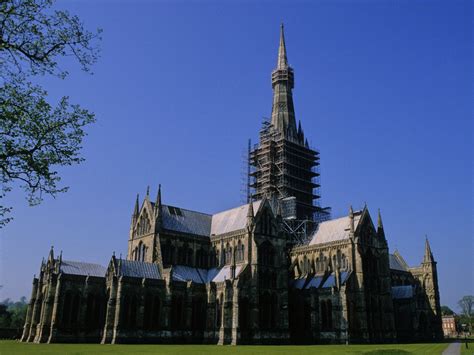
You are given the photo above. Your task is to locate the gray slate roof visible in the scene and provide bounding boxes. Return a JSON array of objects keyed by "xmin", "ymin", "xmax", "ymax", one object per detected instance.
[
  {"xmin": 211, "ymin": 201, "xmax": 261, "ymax": 235},
  {"xmin": 161, "ymin": 204, "xmax": 212, "ymax": 237},
  {"xmin": 291, "ymin": 271, "xmax": 351, "ymax": 289},
  {"xmin": 172, "ymin": 265, "xmax": 243, "ymax": 284},
  {"xmin": 118, "ymin": 259, "xmax": 161, "ymax": 279},
  {"xmin": 309, "ymin": 214, "xmax": 362, "ymax": 245},
  {"xmin": 155, "ymin": 201, "xmax": 262, "ymax": 238},
  {"xmin": 60, "ymin": 260, "xmax": 106, "ymax": 277},
  {"xmin": 389, "ymin": 254, "xmax": 408, "ymax": 272},
  {"xmin": 391, "ymin": 285, "xmax": 414, "ymax": 299}
]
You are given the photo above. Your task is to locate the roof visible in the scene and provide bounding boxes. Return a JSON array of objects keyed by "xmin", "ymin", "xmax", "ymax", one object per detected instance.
[
  {"xmin": 172, "ymin": 265, "xmax": 208, "ymax": 283},
  {"xmin": 391, "ymin": 285, "xmax": 414, "ymax": 299},
  {"xmin": 309, "ymin": 213, "xmax": 362, "ymax": 245},
  {"xmin": 389, "ymin": 253, "xmax": 408, "ymax": 272},
  {"xmin": 211, "ymin": 201, "xmax": 261, "ymax": 235},
  {"xmin": 60, "ymin": 260, "xmax": 106, "ymax": 277},
  {"xmin": 290, "ymin": 271, "xmax": 351, "ymax": 290},
  {"xmin": 153, "ymin": 201, "xmax": 262, "ymax": 238},
  {"xmin": 118, "ymin": 259, "xmax": 161, "ymax": 279},
  {"xmin": 171, "ymin": 265, "xmax": 243, "ymax": 284},
  {"xmin": 161, "ymin": 204, "xmax": 212, "ymax": 237}
]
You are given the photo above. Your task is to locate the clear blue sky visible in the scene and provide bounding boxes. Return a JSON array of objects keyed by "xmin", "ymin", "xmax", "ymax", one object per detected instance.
[{"xmin": 0, "ymin": 0, "xmax": 472, "ymax": 311}]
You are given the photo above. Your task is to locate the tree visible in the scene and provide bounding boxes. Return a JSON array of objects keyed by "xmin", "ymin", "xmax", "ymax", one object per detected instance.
[
  {"xmin": 458, "ymin": 295, "xmax": 474, "ymax": 317},
  {"xmin": 441, "ymin": 305, "xmax": 455, "ymax": 316},
  {"xmin": 0, "ymin": 0, "xmax": 101, "ymax": 227},
  {"xmin": 0, "ymin": 297, "xmax": 28, "ymax": 328}
]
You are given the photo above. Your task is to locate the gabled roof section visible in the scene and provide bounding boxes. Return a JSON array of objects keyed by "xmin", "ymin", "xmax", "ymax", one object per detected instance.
[
  {"xmin": 118, "ymin": 259, "xmax": 161, "ymax": 279},
  {"xmin": 309, "ymin": 212, "xmax": 362, "ymax": 245},
  {"xmin": 60, "ymin": 260, "xmax": 106, "ymax": 277},
  {"xmin": 389, "ymin": 252, "xmax": 409, "ymax": 272},
  {"xmin": 157, "ymin": 203, "xmax": 212, "ymax": 237},
  {"xmin": 211, "ymin": 201, "xmax": 262, "ymax": 235}
]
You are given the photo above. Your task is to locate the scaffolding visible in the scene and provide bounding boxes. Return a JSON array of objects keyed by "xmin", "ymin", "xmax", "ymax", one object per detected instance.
[{"xmin": 247, "ymin": 118, "xmax": 331, "ymax": 244}]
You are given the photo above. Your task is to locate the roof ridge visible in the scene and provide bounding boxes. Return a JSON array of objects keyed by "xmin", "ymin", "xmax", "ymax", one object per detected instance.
[
  {"xmin": 62, "ymin": 260, "xmax": 105, "ymax": 266},
  {"xmin": 162, "ymin": 203, "xmax": 212, "ymax": 216},
  {"xmin": 212, "ymin": 200, "xmax": 261, "ymax": 217}
]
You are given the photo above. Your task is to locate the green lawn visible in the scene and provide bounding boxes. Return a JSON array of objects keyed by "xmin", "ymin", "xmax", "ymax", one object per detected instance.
[
  {"xmin": 0, "ymin": 340, "xmax": 453, "ymax": 355},
  {"xmin": 460, "ymin": 338, "xmax": 474, "ymax": 355}
]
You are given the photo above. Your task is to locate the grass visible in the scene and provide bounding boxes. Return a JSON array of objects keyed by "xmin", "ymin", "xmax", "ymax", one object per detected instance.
[
  {"xmin": 0, "ymin": 340, "xmax": 453, "ymax": 355},
  {"xmin": 460, "ymin": 338, "xmax": 474, "ymax": 355}
]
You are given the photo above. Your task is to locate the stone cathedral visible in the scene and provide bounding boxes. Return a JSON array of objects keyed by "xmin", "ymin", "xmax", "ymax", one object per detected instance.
[{"xmin": 21, "ymin": 26, "xmax": 443, "ymax": 345}]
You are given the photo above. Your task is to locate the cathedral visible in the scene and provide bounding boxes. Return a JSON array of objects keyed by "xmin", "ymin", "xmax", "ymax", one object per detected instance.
[{"xmin": 21, "ymin": 26, "xmax": 443, "ymax": 345}]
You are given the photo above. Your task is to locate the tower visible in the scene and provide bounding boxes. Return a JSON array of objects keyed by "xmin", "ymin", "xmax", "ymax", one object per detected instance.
[
  {"xmin": 421, "ymin": 237, "xmax": 443, "ymax": 339},
  {"xmin": 249, "ymin": 25, "xmax": 329, "ymax": 222}
]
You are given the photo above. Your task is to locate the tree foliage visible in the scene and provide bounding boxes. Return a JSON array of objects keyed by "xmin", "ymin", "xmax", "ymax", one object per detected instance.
[
  {"xmin": 0, "ymin": 0, "xmax": 101, "ymax": 227},
  {"xmin": 458, "ymin": 295, "xmax": 474, "ymax": 317},
  {"xmin": 0, "ymin": 297, "xmax": 28, "ymax": 328}
]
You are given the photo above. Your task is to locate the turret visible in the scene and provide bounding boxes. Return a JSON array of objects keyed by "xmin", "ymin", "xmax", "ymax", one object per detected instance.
[
  {"xmin": 377, "ymin": 208, "xmax": 386, "ymax": 242},
  {"xmin": 132, "ymin": 194, "xmax": 139, "ymax": 223},
  {"xmin": 247, "ymin": 199, "xmax": 255, "ymax": 228},
  {"xmin": 423, "ymin": 236, "xmax": 435, "ymax": 264},
  {"xmin": 349, "ymin": 205, "xmax": 355, "ymax": 237}
]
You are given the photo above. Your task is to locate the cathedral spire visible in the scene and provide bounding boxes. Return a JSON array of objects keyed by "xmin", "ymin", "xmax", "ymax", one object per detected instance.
[
  {"xmin": 277, "ymin": 23, "xmax": 288, "ymax": 69},
  {"xmin": 271, "ymin": 24, "xmax": 297, "ymax": 139}
]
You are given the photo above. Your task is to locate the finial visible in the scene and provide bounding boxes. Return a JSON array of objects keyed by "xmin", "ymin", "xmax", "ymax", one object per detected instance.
[
  {"xmin": 48, "ymin": 245, "xmax": 54, "ymax": 260},
  {"xmin": 59, "ymin": 250, "xmax": 63, "ymax": 262},
  {"xmin": 247, "ymin": 200, "xmax": 254, "ymax": 218},
  {"xmin": 377, "ymin": 208, "xmax": 383, "ymax": 229},
  {"xmin": 112, "ymin": 251, "xmax": 115, "ymax": 257},
  {"xmin": 423, "ymin": 235, "xmax": 434, "ymax": 263},
  {"xmin": 247, "ymin": 199, "xmax": 255, "ymax": 227},
  {"xmin": 349, "ymin": 205, "xmax": 355, "ymax": 235},
  {"xmin": 156, "ymin": 184, "xmax": 162, "ymax": 208},
  {"xmin": 146, "ymin": 185, "xmax": 150, "ymax": 198},
  {"xmin": 133, "ymin": 193, "xmax": 139, "ymax": 216}
]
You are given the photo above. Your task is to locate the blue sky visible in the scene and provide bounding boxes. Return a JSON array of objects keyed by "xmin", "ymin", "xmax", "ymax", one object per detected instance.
[{"xmin": 1, "ymin": 0, "xmax": 472, "ymax": 311}]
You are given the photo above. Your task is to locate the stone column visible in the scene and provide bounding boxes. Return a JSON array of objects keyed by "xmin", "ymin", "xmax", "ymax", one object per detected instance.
[
  {"xmin": 26, "ymin": 279, "xmax": 43, "ymax": 342},
  {"xmin": 101, "ymin": 278, "xmax": 118, "ymax": 344},
  {"xmin": 231, "ymin": 285, "xmax": 239, "ymax": 345},
  {"xmin": 339, "ymin": 286, "xmax": 349, "ymax": 344},
  {"xmin": 137, "ymin": 279, "xmax": 146, "ymax": 338},
  {"xmin": 47, "ymin": 274, "xmax": 62, "ymax": 343},
  {"xmin": 35, "ymin": 275, "xmax": 57, "ymax": 343},
  {"xmin": 20, "ymin": 278, "xmax": 38, "ymax": 342},
  {"xmin": 111, "ymin": 277, "xmax": 124, "ymax": 344}
]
